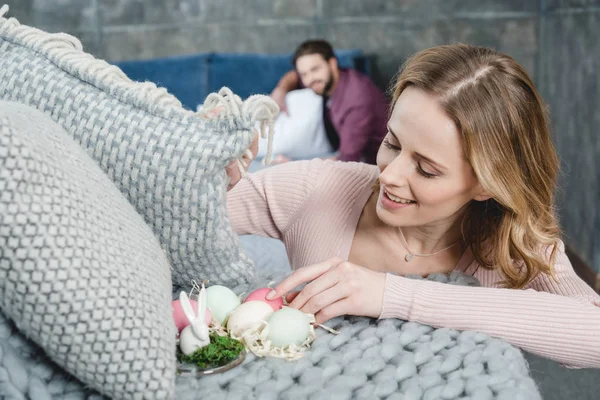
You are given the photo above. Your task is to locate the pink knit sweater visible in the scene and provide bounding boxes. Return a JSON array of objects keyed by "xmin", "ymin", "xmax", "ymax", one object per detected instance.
[{"xmin": 227, "ymin": 159, "xmax": 600, "ymax": 368}]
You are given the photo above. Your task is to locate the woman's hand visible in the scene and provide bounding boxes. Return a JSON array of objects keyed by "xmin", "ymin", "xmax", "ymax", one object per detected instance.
[
  {"xmin": 198, "ymin": 105, "xmax": 259, "ymax": 191},
  {"xmin": 271, "ymin": 154, "xmax": 291, "ymax": 165},
  {"xmin": 266, "ymin": 258, "xmax": 386, "ymax": 324},
  {"xmin": 225, "ymin": 130, "xmax": 259, "ymax": 191}
]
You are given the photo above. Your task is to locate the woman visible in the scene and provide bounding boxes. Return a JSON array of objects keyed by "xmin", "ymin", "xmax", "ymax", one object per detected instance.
[{"xmin": 226, "ymin": 44, "xmax": 600, "ymax": 368}]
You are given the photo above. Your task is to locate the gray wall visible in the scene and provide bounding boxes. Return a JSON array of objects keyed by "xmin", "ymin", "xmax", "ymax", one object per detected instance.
[
  {"xmin": 538, "ymin": 1, "xmax": 600, "ymax": 272},
  {"xmin": 4, "ymin": 0, "xmax": 600, "ymax": 271}
]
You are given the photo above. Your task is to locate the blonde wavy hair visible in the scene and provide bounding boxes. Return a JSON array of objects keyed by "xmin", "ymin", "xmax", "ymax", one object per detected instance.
[{"xmin": 390, "ymin": 44, "xmax": 560, "ymax": 289}]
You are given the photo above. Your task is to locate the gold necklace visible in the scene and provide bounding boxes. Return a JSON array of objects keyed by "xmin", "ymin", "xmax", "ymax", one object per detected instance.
[{"xmin": 399, "ymin": 227, "xmax": 458, "ymax": 262}]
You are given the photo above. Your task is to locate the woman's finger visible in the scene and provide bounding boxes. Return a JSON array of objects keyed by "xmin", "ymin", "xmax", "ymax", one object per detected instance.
[
  {"xmin": 198, "ymin": 105, "xmax": 225, "ymax": 119},
  {"xmin": 288, "ymin": 269, "xmax": 340, "ymax": 311},
  {"xmin": 298, "ymin": 283, "xmax": 351, "ymax": 316},
  {"xmin": 314, "ymin": 298, "xmax": 353, "ymax": 324},
  {"xmin": 225, "ymin": 160, "xmax": 242, "ymax": 191},
  {"xmin": 284, "ymin": 291, "xmax": 300, "ymax": 304},
  {"xmin": 226, "ymin": 130, "xmax": 259, "ymax": 191},
  {"xmin": 248, "ymin": 130, "xmax": 259, "ymax": 160},
  {"xmin": 266, "ymin": 257, "xmax": 343, "ymax": 300}
]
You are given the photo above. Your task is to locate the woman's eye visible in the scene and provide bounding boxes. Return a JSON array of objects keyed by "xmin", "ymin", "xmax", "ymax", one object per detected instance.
[
  {"xmin": 383, "ymin": 138, "xmax": 400, "ymax": 151},
  {"xmin": 417, "ymin": 163, "xmax": 437, "ymax": 179},
  {"xmin": 383, "ymin": 136, "xmax": 439, "ymax": 179}
]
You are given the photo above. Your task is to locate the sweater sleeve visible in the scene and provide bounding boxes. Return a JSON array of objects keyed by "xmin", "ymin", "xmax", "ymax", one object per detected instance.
[
  {"xmin": 226, "ymin": 160, "xmax": 320, "ymax": 239},
  {"xmin": 379, "ymin": 242, "xmax": 600, "ymax": 369}
]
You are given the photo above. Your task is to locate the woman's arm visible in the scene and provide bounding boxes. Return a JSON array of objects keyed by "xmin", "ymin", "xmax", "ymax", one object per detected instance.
[
  {"xmin": 380, "ymin": 247, "xmax": 600, "ymax": 368},
  {"xmin": 226, "ymin": 159, "xmax": 321, "ymax": 239},
  {"xmin": 526, "ymin": 242, "xmax": 599, "ymax": 304}
]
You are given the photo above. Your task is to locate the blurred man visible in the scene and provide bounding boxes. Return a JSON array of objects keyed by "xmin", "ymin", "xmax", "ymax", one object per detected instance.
[{"xmin": 270, "ymin": 39, "xmax": 388, "ymax": 164}]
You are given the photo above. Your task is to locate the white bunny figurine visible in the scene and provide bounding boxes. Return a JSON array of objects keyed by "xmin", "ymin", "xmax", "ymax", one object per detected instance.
[{"xmin": 179, "ymin": 282, "xmax": 210, "ymax": 355}]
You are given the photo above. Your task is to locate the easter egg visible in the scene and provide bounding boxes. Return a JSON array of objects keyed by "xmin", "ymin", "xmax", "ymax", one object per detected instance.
[
  {"xmin": 244, "ymin": 288, "xmax": 284, "ymax": 311},
  {"xmin": 172, "ymin": 299, "xmax": 212, "ymax": 333},
  {"xmin": 226, "ymin": 301, "xmax": 274, "ymax": 336},
  {"xmin": 206, "ymin": 285, "xmax": 241, "ymax": 324},
  {"xmin": 267, "ymin": 307, "xmax": 311, "ymax": 348}
]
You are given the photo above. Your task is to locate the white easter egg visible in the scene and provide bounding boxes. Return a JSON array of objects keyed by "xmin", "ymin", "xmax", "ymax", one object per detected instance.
[
  {"xmin": 226, "ymin": 301, "xmax": 274, "ymax": 336},
  {"xmin": 267, "ymin": 307, "xmax": 311, "ymax": 348},
  {"xmin": 206, "ymin": 285, "xmax": 241, "ymax": 324}
]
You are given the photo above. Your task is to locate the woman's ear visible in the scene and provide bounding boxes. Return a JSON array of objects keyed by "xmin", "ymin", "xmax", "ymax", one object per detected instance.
[
  {"xmin": 473, "ymin": 188, "xmax": 492, "ymax": 202},
  {"xmin": 474, "ymin": 192, "xmax": 492, "ymax": 201},
  {"xmin": 472, "ymin": 183, "xmax": 492, "ymax": 202}
]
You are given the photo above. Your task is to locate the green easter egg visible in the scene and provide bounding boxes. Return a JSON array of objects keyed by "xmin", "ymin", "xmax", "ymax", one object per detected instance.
[
  {"xmin": 206, "ymin": 285, "xmax": 241, "ymax": 324},
  {"xmin": 267, "ymin": 307, "xmax": 310, "ymax": 348}
]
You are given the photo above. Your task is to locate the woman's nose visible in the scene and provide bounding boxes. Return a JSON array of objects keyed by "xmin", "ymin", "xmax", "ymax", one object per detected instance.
[{"xmin": 380, "ymin": 153, "xmax": 410, "ymax": 188}]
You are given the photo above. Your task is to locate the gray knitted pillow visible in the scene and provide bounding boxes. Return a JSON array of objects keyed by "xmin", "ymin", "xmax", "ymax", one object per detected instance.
[
  {"xmin": 0, "ymin": 100, "xmax": 176, "ymax": 399},
  {"xmin": 0, "ymin": 6, "xmax": 277, "ymax": 287}
]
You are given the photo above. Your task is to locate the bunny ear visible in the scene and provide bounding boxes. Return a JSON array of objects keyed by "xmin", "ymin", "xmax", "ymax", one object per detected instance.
[
  {"xmin": 179, "ymin": 291, "xmax": 197, "ymax": 323},
  {"xmin": 197, "ymin": 323, "xmax": 209, "ymax": 342},
  {"xmin": 198, "ymin": 284, "xmax": 207, "ymax": 323}
]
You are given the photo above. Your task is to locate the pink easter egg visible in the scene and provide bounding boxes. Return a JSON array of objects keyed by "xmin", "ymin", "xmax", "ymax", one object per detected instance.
[
  {"xmin": 244, "ymin": 288, "xmax": 284, "ymax": 311},
  {"xmin": 172, "ymin": 299, "xmax": 212, "ymax": 333}
]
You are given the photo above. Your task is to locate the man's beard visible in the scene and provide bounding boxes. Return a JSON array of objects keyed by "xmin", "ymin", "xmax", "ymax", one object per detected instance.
[
  {"xmin": 322, "ymin": 70, "xmax": 334, "ymax": 95},
  {"xmin": 311, "ymin": 68, "xmax": 334, "ymax": 96}
]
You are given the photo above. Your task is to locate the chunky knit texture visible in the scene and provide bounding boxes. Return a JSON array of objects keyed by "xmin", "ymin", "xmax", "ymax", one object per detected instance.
[
  {"xmin": 1, "ymin": 259, "xmax": 542, "ymax": 400},
  {"xmin": 0, "ymin": 101, "xmax": 175, "ymax": 399},
  {"xmin": 174, "ymin": 272, "xmax": 541, "ymax": 399},
  {"xmin": 0, "ymin": 5, "xmax": 279, "ymax": 287}
]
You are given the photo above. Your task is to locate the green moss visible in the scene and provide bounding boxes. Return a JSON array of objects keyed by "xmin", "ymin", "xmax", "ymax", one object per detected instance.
[{"xmin": 178, "ymin": 334, "xmax": 245, "ymax": 369}]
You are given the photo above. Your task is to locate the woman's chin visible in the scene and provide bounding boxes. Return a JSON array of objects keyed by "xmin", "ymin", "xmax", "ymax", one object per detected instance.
[{"xmin": 375, "ymin": 203, "xmax": 405, "ymax": 227}]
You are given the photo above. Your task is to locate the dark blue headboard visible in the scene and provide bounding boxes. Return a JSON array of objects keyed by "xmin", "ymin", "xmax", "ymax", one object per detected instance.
[{"xmin": 114, "ymin": 50, "xmax": 371, "ymax": 111}]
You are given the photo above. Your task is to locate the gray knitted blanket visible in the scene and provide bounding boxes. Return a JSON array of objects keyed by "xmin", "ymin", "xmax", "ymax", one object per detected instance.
[
  {"xmin": 173, "ymin": 271, "xmax": 541, "ymax": 400},
  {"xmin": 0, "ymin": 236, "xmax": 541, "ymax": 399}
]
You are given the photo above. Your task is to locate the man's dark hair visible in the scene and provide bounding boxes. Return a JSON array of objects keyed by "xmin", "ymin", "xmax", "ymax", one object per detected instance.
[{"xmin": 292, "ymin": 39, "xmax": 336, "ymax": 66}]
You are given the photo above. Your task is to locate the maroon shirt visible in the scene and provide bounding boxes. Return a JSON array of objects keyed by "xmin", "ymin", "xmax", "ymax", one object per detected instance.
[{"xmin": 328, "ymin": 68, "xmax": 389, "ymax": 164}]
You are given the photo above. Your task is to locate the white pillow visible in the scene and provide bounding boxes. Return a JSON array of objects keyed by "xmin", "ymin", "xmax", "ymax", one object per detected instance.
[{"xmin": 257, "ymin": 89, "xmax": 333, "ymax": 160}]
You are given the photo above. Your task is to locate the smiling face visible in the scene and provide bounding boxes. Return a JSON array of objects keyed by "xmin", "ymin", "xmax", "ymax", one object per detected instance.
[
  {"xmin": 375, "ymin": 85, "xmax": 487, "ymax": 228},
  {"xmin": 295, "ymin": 54, "xmax": 337, "ymax": 96}
]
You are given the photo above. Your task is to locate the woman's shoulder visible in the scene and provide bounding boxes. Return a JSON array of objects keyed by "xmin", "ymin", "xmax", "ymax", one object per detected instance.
[
  {"xmin": 324, "ymin": 159, "xmax": 379, "ymax": 175},
  {"xmin": 250, "ymin": 159, "xmax": 378, "ymax": 194},
  {"xmin": 312, "ymin": 159, "xmax": 380, "ymax": 190},
  {"xmin": 270, "ymin": 158, "xmax": 378, "ymax": 182},
  {"xmin": 265, "ymin": 158, "xmax": 379, "ymax": 207}
]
